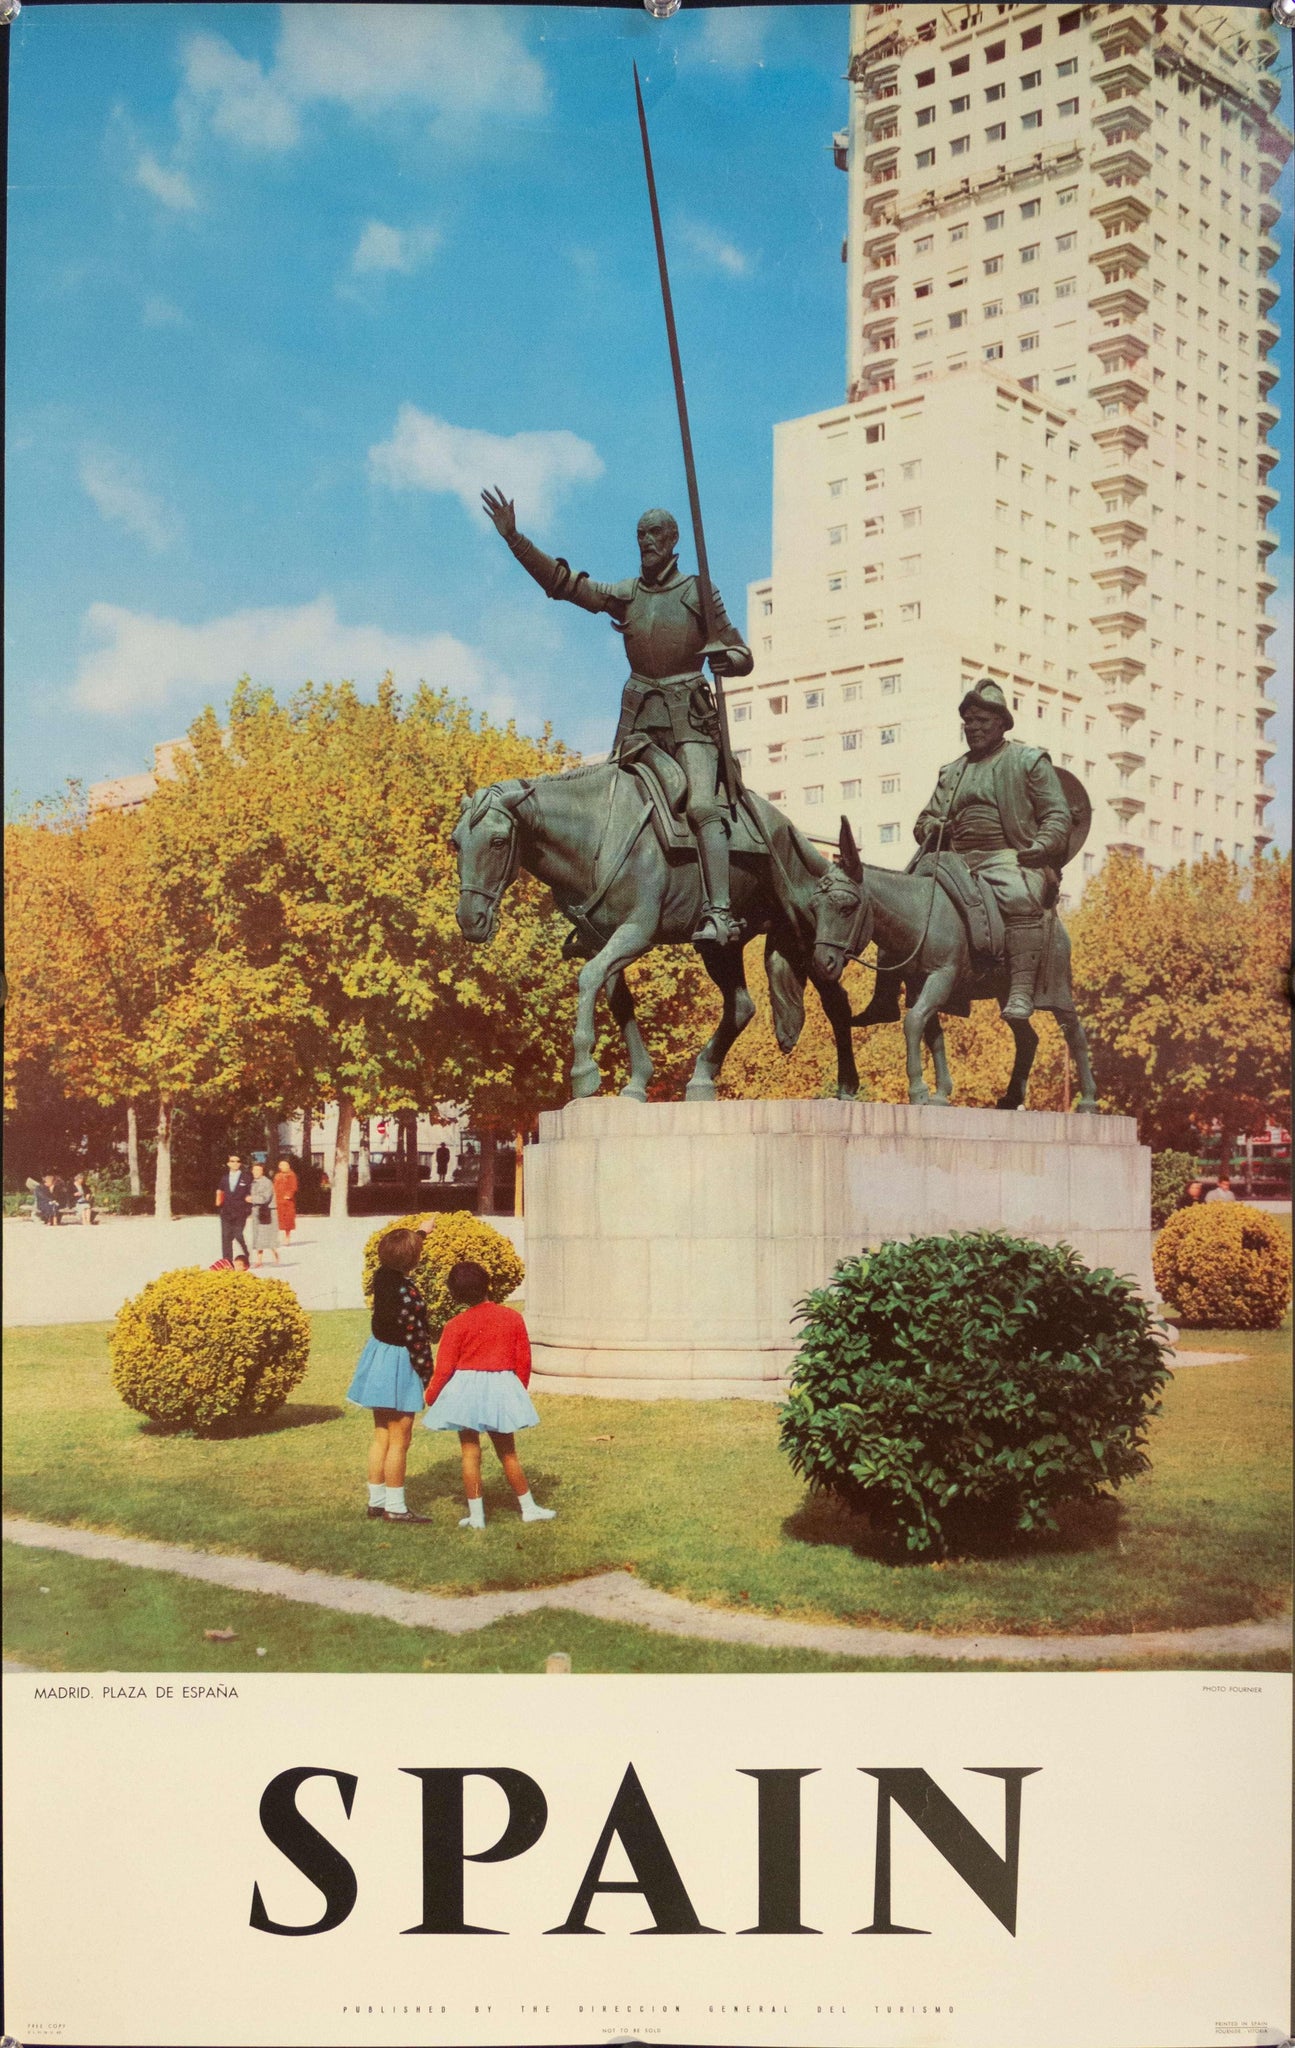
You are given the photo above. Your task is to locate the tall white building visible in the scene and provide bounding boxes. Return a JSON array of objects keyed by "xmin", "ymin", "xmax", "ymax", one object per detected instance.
[{"xmin": 727, "ymin": 2, "xmax": 1288, "ymax": 888}]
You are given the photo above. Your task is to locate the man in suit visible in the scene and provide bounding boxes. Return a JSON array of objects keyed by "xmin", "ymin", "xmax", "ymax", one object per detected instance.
[{"xmin": 216, "ymin": 1153, "xmax": 253, "ymax": 1264}]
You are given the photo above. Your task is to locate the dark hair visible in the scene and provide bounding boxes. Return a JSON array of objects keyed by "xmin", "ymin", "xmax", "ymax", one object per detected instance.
[
  {"xmin": 448, "ymin": 1260, "xmax": 490, "ymax": 1306},
  {"xmin": 378, "ymin": 1227, "xmax": 424, "ymax": 1274}
]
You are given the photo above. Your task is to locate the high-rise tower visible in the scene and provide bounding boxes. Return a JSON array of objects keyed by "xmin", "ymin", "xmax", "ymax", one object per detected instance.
[{"xmin": 728, "ymin": 3, "xmax": 1288, "ymax": 889}]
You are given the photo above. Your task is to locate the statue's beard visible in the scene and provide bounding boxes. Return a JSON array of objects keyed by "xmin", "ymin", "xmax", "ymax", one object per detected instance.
[{"xmin": 639, "ymin": 550, "xmax": 677, "ymax": 587}]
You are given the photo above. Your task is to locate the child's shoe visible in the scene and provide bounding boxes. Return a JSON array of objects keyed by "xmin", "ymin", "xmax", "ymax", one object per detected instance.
[
  {"xmin": 459, "ymin": 1498, "xmax": 486, "ymax": 1530},
  {"xmin": 518, "ymin": 1492, "xmax": 556, "ymax": 1523}
]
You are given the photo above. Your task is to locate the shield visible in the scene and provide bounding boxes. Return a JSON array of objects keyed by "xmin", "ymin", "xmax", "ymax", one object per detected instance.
[{"xmin": 1055, "ymin": 767, "xmax": 1092, "ymax": 867}]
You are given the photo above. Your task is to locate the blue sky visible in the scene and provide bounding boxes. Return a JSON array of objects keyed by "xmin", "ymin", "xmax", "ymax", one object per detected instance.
[{"xmin": 5, "ymin": 3, "xmax": 1291, "ymax": 842}]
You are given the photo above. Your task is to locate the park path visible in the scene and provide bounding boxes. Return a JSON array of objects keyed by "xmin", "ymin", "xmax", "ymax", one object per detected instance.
[{"xmin": 4, "ymin": 1516, "xmax": 1287, "ymax": 1666}]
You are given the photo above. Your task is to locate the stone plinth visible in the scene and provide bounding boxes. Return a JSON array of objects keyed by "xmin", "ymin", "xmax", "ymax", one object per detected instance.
[{"xmin": 524, "ymin": 1098, "xmax": 1152, "ymax": 1398}]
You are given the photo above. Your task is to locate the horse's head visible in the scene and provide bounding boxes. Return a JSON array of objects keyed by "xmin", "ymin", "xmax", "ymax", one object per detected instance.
[
  {"xmin": 451, "ymin": 782, "xmax": 528, "ymax": 942},
  {"xmin": 811, "ymin": 817, "xmax": 873, "ymax": 982}
]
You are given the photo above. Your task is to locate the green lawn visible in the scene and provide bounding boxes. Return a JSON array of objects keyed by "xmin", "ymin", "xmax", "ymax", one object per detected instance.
[
  {"xmin": 7, "ymin": 1544, "xmax": 1288, "ymax": 1675},
  {"xmin": 3, "ymin": 1308, "xmax": 1290, "ymax": 1645}
]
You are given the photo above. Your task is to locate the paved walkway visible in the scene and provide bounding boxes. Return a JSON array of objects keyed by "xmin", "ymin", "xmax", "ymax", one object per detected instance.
[
  {"xmin": 1, "ymin": 1212, "xmax": 524, "ymax": 1328},
  {"xmin": 4, "ymin": 1516, "xmax": 1287, "ymax": 1666}
]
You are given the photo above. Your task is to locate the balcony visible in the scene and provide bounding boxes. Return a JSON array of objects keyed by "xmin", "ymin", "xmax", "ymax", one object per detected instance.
[
  {"xmin": 1091, "ymin": 10, "xmax": 1152, "ymax": 61},
  {"xmin": 1257, "ymin": 566, "xmax": 1278, "ymax": 601},
  {"xmin": 863, "ymin": 98, "xmax": 900, "ymax": 136},
  {"xmin": 1257, "ymin": 480, "xmax": 1279, "ymax": 518},
  {"xmin": 1105, "ymin": 690, "xmax": 1147, "ymax": 728},
  {"xmin": 1091, "ymin": 515, "xmax": 1147, "ymax": 551},
  {"xmin": 1258, "ymin": 277, "xmax": 1279, "ymax": 318},
  {"xmin": 1089, "ymin": 330, "xmax": 1148, "ymax": 375},
  {"xmin": 862, "ymin": 300, "xmax": 897, "ymax": 335},
  {"xmin": 1089, "ymin": 371, "xmax": 1150, "ymax": 412},
  {"xmin": 1257, "ymin": 317, "xmax": 1279, "ymax": 359},
  {"xmin": 1108, "ymin": 793, "xmax": 1146, "ymax": 823},
  {"xmin": 1257, "ymin": 74, "xmax": 1281, "ymax": 115},
  {"xmin": 1258, "ymin": 117, "xmax": 1293, "ymax": 191},
  {"xmin": 1092, "ymin": 102, "xmax": 1150, "ymax": 147},
  {"xmin": 1092, "ymin": 470, "xmax": 1148, "ymax": 514},
  {"xmin": 1091, "ymin": 652, "xmax": 1145, "ymax": 690},
  {"xmin": 1091, "ymin": 144, "xmax": 1151, "ymax": 191},
  {"xmin": 1091, "ymin": 417, "xmax": 1149, "ymax": 460},
  {"xmin": 1257, "ymin": 658, "xmax": 1277, "ymax": 690},
  {"xmin": 1257, "ymin": 614, "xmax": 1278, "ymax": 646},
  {"xmin": 1259, "ymin": 195, "xmax": 1281, "ymax": 238},
  {"xmin": 1090, "ymin": 606, "xmax": 1146, "ymax": 642},
  {"xmin": 1089, "ymin": 284, "xmax": 1149, "ymax": 327},
  {"xmin": 1257, "ymin": 361, "xmax": 1280, "ymax": 401},
  {"xmin": 1258, "ymin": 523, "xmax": 1279, "ymax": 561},
  {"xmin": 1091, "ymin": 56, "xmax": 1152, "ymax": 103},
  {"xmin": 1088, "ymin": 236, "xmax": 1149, "ymax": 284},
  {"xmin": 1091, "ymin": 192, "xmax": 1151, "ymax": 238},
  {"xmin": 1092, "ymin": 560, "xmax": 1147, "ymax": 600},
  {"xmin": 1257, "ymin": 397, "xmax": 1281, "ymax": 437},
  {"xmin": 863, "ymin": 134, "xmax": 899, "ymax": 171},
  {"xmin": 1257, "ymin": 736, "xmax": 1277, "ymax": 766},
  {"xmin": 1257, "ymin": 443, "xmax": 1279, "ymax": 480},
  {"xmin": 1257, "ymin": 234, "xmax": 1280, "ymax": 274}
]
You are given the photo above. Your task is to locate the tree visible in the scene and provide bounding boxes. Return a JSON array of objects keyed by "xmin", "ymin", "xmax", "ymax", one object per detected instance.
[{"xmin": 1067, "ymin": 850, "xmax": 1291, "ymax": 1153}]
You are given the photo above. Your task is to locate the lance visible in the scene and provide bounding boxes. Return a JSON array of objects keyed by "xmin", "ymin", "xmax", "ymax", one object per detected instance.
[{"xmin": 633, "ymin": 63, "xmax": 740, "ymax": 813}]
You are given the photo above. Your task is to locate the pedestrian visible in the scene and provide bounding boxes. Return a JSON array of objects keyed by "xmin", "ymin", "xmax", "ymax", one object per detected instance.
[
  {"xmin": 246, "ymin": 1160, "xmax": 281, "ymax": 1264},
  {"xmin": 435, "ymin": 1142, "xmax": 451, "ymax": 1185},
  {"xmin": 421, "ymin": 1260, "xmax": 555, "ymax": 1530},
  {"xmin": 347, "ymin": 1227, "xmax": 435, "ymax": 1525},
  {"xmin": 70, "ymin": 1173, "xmax": 95, "ymax": 1225},
  {"xmin": 1179, "ymin": 1180, "xmax": 1204, "ymax": 1208},
  {"xmin": 1204, "ymin": 1174, "xmax": 1237, "ymax": 1204},
  {"xmin": 272, "ymin": 1157, "xmax": 299, "ymax": 1243},
  {"xmin": 28, "ymin": 1175, "xmax": 62, "ymax": 1225},
  {"xmin": 215, "ymin": 1153, "xmax": 253, "ymax": 1264},
  {"xmin": 208, "ymin": 1254, "xmax": 250, "ymax": 1272}
]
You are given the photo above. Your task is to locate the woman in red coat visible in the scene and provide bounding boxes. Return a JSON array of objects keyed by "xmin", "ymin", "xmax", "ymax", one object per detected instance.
[{"xmin": 273, "ymin": 1158, "xmax": 299, "ymax": 1243}]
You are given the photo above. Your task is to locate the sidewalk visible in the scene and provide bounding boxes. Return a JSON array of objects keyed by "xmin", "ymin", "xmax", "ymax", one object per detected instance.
[{"xmin": 1, "ymin": 1210, "xmax": 525, "ymax": 1328}]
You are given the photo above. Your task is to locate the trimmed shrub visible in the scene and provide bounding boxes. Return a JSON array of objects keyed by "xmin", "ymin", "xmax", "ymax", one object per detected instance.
[
  {"xmin": 780, "ymin": 1232, "xmax": 1170, "ymax": 1558},
  {"xmin": 109, "ymin": 1268, "xmax": 311, "ymax": 1432},
  {"xmin": 1152, "ymin": 1202, "xmax": 1291, "ymax": 1330},
  {"xmin": 361, "ymin": 1210, "xmax": 524, "ymax": 1338},
  {"xmin": 1150, "ymin": 1149, "xmax": 1198, "ymax": 1229}
]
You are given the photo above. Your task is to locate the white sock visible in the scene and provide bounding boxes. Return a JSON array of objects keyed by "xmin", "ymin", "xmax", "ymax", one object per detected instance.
[
  {"xmin": 385, "ymin": 1486, "xmax": 407, "ymax": 1515},
  {"xmin": 518, "ymin": 1491, "xmax": 555, "ymax": 1522},
  {"xmin": 459, "ymin": 1497, "xmax": 486, "ymax": 1529},
  {"xmin": 367, "ymin": 1483, "xmax": 385, "ymax": 1508}
]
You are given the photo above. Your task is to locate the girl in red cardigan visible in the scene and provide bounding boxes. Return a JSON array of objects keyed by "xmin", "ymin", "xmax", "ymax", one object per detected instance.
[{"xmin": 422, "ymin": 1260, "xmax": 555, "ymax": 1530}]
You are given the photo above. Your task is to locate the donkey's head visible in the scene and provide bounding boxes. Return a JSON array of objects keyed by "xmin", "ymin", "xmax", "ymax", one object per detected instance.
[{"xmin": 810, "ymin": 817, "xmax": 873, "ymax": 983}]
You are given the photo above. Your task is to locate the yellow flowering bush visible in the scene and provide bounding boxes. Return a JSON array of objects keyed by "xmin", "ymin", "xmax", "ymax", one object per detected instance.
[
  {"xmin": 361, "ymin": 1210, "xmax": 524, "ymax": 1337},
  {"xmin": 110, "ymin": 1269, "xmax": 311, "ymax": 1431},
  {"xmin": 1153, "ymin": 1202, "xmax": 1291, "ymax": 1330}
]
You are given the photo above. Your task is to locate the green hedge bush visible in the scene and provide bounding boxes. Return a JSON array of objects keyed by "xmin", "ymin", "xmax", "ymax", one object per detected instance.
[
  {"xmin": 110, "ymin": 1268, "xmax": 311, "ymax": 1432},
  {"xmin": 1152, "ymin": 1202, "xmax": 1290, "ymax": 1330},
  {"xmin": 780, "ymin": 1232, "xmax": 1171, "ymax": 1558},
  {"xmin": 1150, "ymin": 1150, "xmax": 1197, "ymax": 1229},
  {"xmin": 361, "ymin": 1210, "xmax": 524, "ymax": 1339}
]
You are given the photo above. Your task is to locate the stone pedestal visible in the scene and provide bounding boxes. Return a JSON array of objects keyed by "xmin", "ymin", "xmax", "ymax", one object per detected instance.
[{"xmin": 524, "ymin": 1098, "xmax": 1152, "ymax": 1398}]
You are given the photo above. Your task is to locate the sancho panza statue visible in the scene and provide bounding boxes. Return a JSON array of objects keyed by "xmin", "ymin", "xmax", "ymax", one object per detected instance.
[
  {"xmin": 914, "ymin": 679, "xmax": 1072, "ymax": 1022},
  {"xmin": 482, "ymin": 487, "xmax": 753, "ymax": 947}
]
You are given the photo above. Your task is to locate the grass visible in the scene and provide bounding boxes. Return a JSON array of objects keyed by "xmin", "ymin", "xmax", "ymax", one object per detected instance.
[
  {"xmin": 6, "ymin": 1546, "xmax": 1288, "ymax": 1676},
  {"xmin": 3, "ymin": 1305, "xmax": 1289, "ymax": 1650}
]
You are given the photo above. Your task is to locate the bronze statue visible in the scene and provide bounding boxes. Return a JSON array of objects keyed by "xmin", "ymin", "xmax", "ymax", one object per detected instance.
[
  {"xmin": 807, "ymin": 680, "xmax": 1098, "ymax": 1112},
  {"xmin": 482, "ymin": 489, "xmax": 752, "ymax": 947},
  {"xmin": 912, "ymin": 678, "xmax": 1072, "ymax": 1023}
]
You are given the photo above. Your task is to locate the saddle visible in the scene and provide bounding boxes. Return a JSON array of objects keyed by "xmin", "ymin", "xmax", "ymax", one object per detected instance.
[
  {"xmin": 615, "ymin": 733, "xmax": 768, "ymax": 860},
  {"xmin": 908, "ymin": 849, "xmax": 1005, "ymax": 973}
]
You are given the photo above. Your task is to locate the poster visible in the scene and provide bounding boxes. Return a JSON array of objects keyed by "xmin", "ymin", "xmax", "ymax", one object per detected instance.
[{"xmin": 3, "ymin": 4, "xmax": 1292, "ymax": 2046}]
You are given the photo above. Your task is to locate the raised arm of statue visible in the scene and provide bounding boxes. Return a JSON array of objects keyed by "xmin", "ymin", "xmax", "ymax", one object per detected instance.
[{"xmin": 481, "ymin": 484, "xmax": 623, "ymax": 618}]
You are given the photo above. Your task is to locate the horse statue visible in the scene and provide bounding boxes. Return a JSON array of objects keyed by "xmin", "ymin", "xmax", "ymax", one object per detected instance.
[
  {"xmin": 808, "ymin": 817, "xmax": 1099, "ymax": 1112},
  {"xmin": 451, "ymin": 761, "xmax": 859, "ymax": 1102}
]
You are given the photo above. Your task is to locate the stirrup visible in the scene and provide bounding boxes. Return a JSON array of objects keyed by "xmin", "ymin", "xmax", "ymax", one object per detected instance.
[
  {"xmin": 692, "ymin": 903, "xmax": 742, "ymax": 947},
  {"xmin": 1001, "ymin": 989, "xmax": 1036, "ymax": 1023}
]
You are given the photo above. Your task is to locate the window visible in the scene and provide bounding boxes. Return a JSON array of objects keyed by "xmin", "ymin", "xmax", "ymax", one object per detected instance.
[
  {"xmin": 804, "ymin": 786, "xmax": 824, "ymax": 806},
  {"xmin": 948, "ymin": 309, "xmax": 966, "ymax": 329},
  {"xmin": 1020, "ymin": 242, "xmax": 1038, "ymax": 262},
  {"xmin": 769, "ymin": 695, "xmax": 787, "ymax": 715},
  {"xmin": 840, "ymin": 730, "xmax": 861, "ymax": 753},
  {"xmin": 880, "ymin": 725, "xmax": 899, "ymax": 745},
  {"xmin": 731, "ymin": 700, "xmax": 752, "ymax": 724},
  {"xmin": 984, "ymin": 297, "xmax": 1002, "ymax": 318},
  {"xmin": 827, "ymin": 524, "xmax": 845, "ymax": 545},
  {"xmin": 879, "ymin": 822, "xmax": 900, "ymax": 845},
  {"xmin": 881, "ymin": 775, "xmax": 900, "ymax": 795},
  {"xmin": 1020, "ymin": 198, "xmax": 1040, "ymax": 219},
  {"xmin": 1021, "ymin": 24, "xmax": 1042, "ymax": 48},
  {"xmin": 1058, "ymin": 97, "xmax": 1079, "ymax": 117},
  {"xmin": 1020, "ymin": 332, "xmax": 1038, "ymax": 352},
  {"xmin": 985, "ymin": 41, "xmax": 1005, "ymax": 63},
  {"xmin": 950, "ymin": 93, "xmax": 970, "ymax": 114},
  {"xmin": 949, "ymin": 224, "xmax": 967, "ymax": 242},
  {"xmin": 1055, "ymin": 275, "xmax": 1076, "ymax": 297},
  {"xmin": 827, "ymin": 573, "xmax": 844, "ymax": 593},
  {"xmin": 767, "ymin": 789, "xmax": 785, "ymax": 804},
  {"xmin": 984, "ymin": 341, "xmax": 1003, "ymax": 360},
  {"xmin": 899, "ymin": 601, "xmax": 921, "ymax": 623},
  {"xmin": 880, "ymin": 675, "xmax": 901, "ymax": 696},
  {"xmin": 899, "ymin": 554, "xmax": 921, "ymax": 578},
  {"xmin": 986, "ymin": 122, "xmax": 1007, "ymax": 142},
  {"xmin": 916, "ymin": 104, "xmax": 936, "ymax": 126},
  {"xmin": 915, "ymin": 279, "xmax": 933, "ymax": 298},
  {"xmin": 985, "ymin": 210, "xmax": 1004, "ymax": 231},
  {"xmin": 804, "ymin": 688, "xmax": 824, "ymax": 710},
  {"xmin": 841, "ymin": 778, "xmax": 861, "ymax": 800},
  {"xmin": 1021, "ymin": 110, "xmax": 1042, "ymax": 131},
  {"xmin": 900, "ymin": 458, "xmax": 921, "ymax": 481},
  {"xmin": 1019, "ymin": 287, "xmax": 1038, "ymax": 307},
  {"xmin": 1059, "ymin": 8, "xmax": 1081, "ymax": 29},
  {"xmin": 951, "ymin": 53, "xmax": 970, "ymax": 75},
  {"xmin": 951, "ymin": 135, "xmax": 971, "ymax": 156},
  {"xmin": 864, "ymin": 469, "xmax": 884, "ymax": 492},
  {"xmin": 914, "ymin": 234, "xmax": 933, "ymax": 254},
  {"xmin": 1021, "ymin": 70, "xmax": 1041, "ymax": 91},
  {"xmin": 916, "ymin": 148, "xmax": 936, "ymax": 170},
  {"xmin": 900, "ymin": 506, "xmax": 922, "ymax": 529},
  {"xmin": 760, "ymin": 597, "xmax": 773, "ymax": 616},
  {"xmin": 1057, "ymin": 57, "xmax": 1078, "ymax": 77},
  {"xmin": 862, "ymin": 610, "xmax": 882, "ymax": 632},
  {"xmin": 984, "ymin": 254, "xmax": 1002, "ymax": 274},
  {"xmin": 916, "ymin": 66, "xmax": 935, "ymax": 88},
  {"xmin": 985, "ymin": 82, "xmax": 1005, "ymax": 103}
]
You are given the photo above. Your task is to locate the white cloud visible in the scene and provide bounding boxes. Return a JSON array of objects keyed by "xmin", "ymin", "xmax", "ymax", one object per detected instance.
[
  {"xmin": 676, "ymin": 217, "xmax": 753, "ymax": 279},
  {"xmin": 350, "ymin": 219, "xmax": 442, "ymax": 277},
  {"xmin": 691, "ymin": 8, "xmax": 771, "ymax": 73},
  {"xmin": 141, "ymin": 295, "xmax": 187, "ymax": 328},
  {"xmin": 79, "ymin": 449, "xmax": 180, "ymax": 555},
  {"xmin": 181, "ymin": 30, "xmax": 301, "ymax": 151},
  {"xmin": 134, "ymin": 151, "xmax": 199, "ymax": 213},
  {"xmin": 177, "ymin": 5, "xmax": 546, "ymax": 158},
  {"xmin": 368, "ymin": 407, "xmax": 604, "ymax": 531},
  {"xmin": 72, "ymin": 595, "xmax": 515, "ymax": 719}
]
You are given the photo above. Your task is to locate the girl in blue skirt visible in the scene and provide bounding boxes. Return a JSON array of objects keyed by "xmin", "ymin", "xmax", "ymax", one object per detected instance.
[
  {"xmin": 422, "ymin": 1260, "xmax": 555, "ymax": 1530},
  {"xmin": 348, "ymin": 1227, "xmax": 434, "ymax": 1525}
]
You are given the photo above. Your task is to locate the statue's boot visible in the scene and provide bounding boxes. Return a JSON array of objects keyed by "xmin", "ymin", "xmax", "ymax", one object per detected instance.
[
  {"xmin": 691, "ymin": 813, "xmax": 741, "ymax": 947},
  {"xmin": 1001, "ymin": 916, "xmax": 1046, "ymax": 1022}
]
